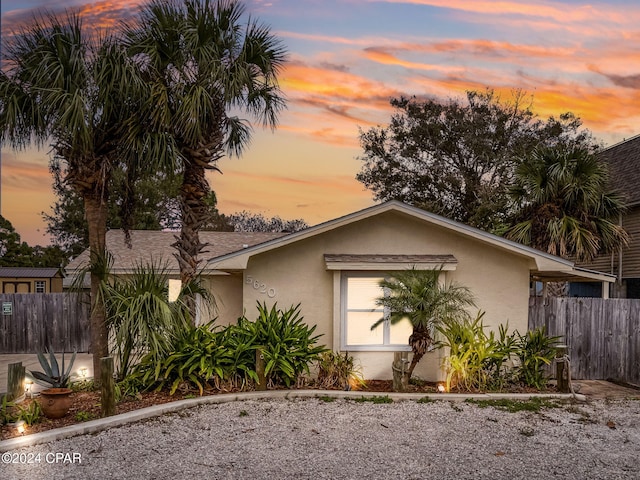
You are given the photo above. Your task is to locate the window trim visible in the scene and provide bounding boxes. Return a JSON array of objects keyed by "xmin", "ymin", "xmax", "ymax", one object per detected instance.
[
  {"xmin": 34, "ymin": 280, "xmax": 46, "ymax": 293},
  {"xmin": 340, "ymin": 271, "xmax": 412, "ymax": 352}
]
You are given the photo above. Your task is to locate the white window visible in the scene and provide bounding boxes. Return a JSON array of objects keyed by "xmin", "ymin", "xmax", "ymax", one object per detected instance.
[
  {"xmin": 35, "ymin": 281, "xmax": 46, "ymax": 293},
  {"xmin": 341, "ymin": 273, "xmax": 412, "ymax": 351}
]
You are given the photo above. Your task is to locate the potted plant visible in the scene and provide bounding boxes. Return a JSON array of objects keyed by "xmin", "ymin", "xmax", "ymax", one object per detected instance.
[{"xmin": 29, "ymin": 348, "xmax": 76, "ymax": 419}]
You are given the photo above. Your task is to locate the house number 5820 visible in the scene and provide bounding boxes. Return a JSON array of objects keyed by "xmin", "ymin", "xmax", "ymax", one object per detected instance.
[{"xmin": 245, "ymin": 275, "xmax": 276, "ymax": 298}]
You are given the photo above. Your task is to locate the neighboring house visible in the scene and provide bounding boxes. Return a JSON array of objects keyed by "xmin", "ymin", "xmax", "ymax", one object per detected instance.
[
  {"xmin": 575, "ymin": 135, "xmax": 640, "ymax": 298},
  {"xmin": 66, "ymin": 201, "xmax": 612, "ymax": 380},
  {"xmin": 0, "ymin": 267, "xmax": 64, "ymax": 293}
]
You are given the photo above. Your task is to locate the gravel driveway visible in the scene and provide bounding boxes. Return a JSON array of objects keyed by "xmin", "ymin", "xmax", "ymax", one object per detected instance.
[{"xmin": 3, "ymin": 397, "xmax": 639, "ymax": 480}]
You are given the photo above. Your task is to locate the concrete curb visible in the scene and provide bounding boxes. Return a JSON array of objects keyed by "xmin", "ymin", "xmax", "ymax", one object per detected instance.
[{"xmin": 0, "ymin": 389, "xmax": 584, "ymax": 452}]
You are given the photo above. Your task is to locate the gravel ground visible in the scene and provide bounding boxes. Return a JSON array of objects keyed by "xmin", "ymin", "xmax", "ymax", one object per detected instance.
[{"xmin": 2, "ymin": 397, "xmax": 639, "ymax": 480}]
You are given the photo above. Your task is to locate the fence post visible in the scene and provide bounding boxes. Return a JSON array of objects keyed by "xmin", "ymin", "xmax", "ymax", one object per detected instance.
[
  {"xmin": 100, "ymin": 357, "xmax": 116, "ymax": 417},
  {"xmin": 7, "ymin": 362, "xmax": 26, "ymax": 401},
  {"xmin": 255, "ymin": 349, "xmax": 267, "ymax": 391},
  {"xmin": 555, "ymin": 345, "xmax": 569, "ymax": 393}
]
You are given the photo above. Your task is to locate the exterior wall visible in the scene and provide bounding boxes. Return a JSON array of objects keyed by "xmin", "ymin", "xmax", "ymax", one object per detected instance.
[
  {"xmin": 205, "ymin": 273, "xmax": 243, "ymax": 327},
  {"xmin": 578, "ymin": 206, "xmax": 640, "ymax": 297},
  {"xmin": 0, "ymin": 277, "xmax": 63, "ymax": 293},
  {"xmin": 241, "ymin": 211, "xmax": 531, "ymax": 381},
  {"xmin": 621, "ymin": 207, "xmax": 640, "ymax": 278}
]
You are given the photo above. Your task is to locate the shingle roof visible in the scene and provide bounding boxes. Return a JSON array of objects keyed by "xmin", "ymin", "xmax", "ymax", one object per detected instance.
[
  {"xmin": 0, "ymin": 267, "xmax": 62, "ymax": 278},
  {"xmin": 598, "ymin": 134, "xmax": 640, "ymax": 206},
  {"xmin": 66, "ymin": 230, "xmax": 288, "ymax": 274}
]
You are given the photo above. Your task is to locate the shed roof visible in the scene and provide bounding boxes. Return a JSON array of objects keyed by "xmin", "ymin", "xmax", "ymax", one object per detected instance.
[{"xmin": 0, "ymin": 267, "xmax": 62, "ymax": 278}]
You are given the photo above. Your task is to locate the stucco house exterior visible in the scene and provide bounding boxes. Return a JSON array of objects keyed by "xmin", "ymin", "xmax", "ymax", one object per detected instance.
[
  {"xmin": 66, "ymin": 201, "xmax": 612, "ymax": 380},
  {"xmin": 0, "ymin": 267, "xmax": 64, "ymax": 293}
]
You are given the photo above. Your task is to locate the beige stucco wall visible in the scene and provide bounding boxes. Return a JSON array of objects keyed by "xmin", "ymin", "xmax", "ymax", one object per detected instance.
[
  {"xmin": 235, "ymin": 210, "xmax": 532, "ymax": 381},
  {"xmin": 204, "ymin": 273, "xmax": 244, "ymax": 327}
]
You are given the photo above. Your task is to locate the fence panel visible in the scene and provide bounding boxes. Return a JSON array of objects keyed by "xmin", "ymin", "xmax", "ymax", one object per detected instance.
[
  {"xmin": 529, "ymin": 296, "xmax": 640, "ymax": 385},
  {"xmin": 0, "ymin": 293, "xmax": 90, "ymax": 353}
]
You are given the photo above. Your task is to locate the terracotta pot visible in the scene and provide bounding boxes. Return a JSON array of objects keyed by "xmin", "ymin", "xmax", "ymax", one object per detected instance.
[{"xmin": 39, "ymin": 388, "xmax": 73, "ymax": 419}]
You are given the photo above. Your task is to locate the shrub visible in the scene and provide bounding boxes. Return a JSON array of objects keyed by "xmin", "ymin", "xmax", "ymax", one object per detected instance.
[
  {"xmin": 513, "ymin": 327, "xmax": 561, "ymax": 389},
  {"xmin": 134, "ymin": 302, "xmax": 327, "ymax": 394},
  {"xmin": 437, "ymin": 315, "xmax": 561, "ymax": 392},
  {"xmin": 315, "ymin": 351, "xmax": 366, "ymax": 390},
  {"xmin": 437, "ymin": 312, "xmax": 504, "ymax": 392},
  {"xmin": 235, "ymin": 303, "xmax": 328, "ymax": 387},
  {"xmin": 134, "ymin": 321, "xmax": 235, "ymax": 395}
]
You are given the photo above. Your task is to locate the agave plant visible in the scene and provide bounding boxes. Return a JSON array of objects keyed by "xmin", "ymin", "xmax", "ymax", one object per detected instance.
[{"xmin": 29, "ymin": 348, "xmax": 77, "ymax": 389}]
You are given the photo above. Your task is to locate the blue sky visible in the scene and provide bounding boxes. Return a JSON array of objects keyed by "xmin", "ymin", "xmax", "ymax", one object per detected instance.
[{"xmin": 2, "ymin": 0, "xmax": 640, "ymax": 245}]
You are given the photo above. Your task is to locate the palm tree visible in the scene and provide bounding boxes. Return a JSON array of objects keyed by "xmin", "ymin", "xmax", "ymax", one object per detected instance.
[
  {"xmin": 506, "ymin": 146, "xmax": 628, "ymax": 262},
  {"xmin": 0, "ymin": 12, "xmax": 144, "ymax": 382},
  {"xmin": 123, "ymin": 0, "xmax": 287, "ymax": 290},
  {"xmin": 373, "ymin": 269, "xmax": 476, "ymax": 378}
]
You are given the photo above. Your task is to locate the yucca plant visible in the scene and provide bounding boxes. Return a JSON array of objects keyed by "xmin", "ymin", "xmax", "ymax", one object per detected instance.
[
  {"xmin": 102, "ymin": 261, "xmax": 213, "ymax": 380},
  {"xmin": 29, "ymin": 348, "xmax": 77, "ymax": 389}
]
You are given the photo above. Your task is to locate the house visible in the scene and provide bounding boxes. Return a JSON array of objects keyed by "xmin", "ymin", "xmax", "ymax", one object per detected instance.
[
  {"xmin": 66, "ymin": 201, "xmax": 613, "ymax": 380},
  {"xmin": 0, "ymin": 267, "xmax": 64, "ymax": 293},
  {"xmin": 575, "ymin": 135, "xmax": 640, "ymax": 298}
]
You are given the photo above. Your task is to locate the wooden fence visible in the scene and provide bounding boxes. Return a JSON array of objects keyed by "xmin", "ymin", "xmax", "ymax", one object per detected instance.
[
  {"xmin": 528, "ymin": 296, "xmax": 640, "ymax": 385},
  {"xmin": 0, "ymin": 293, "xmax": 90, "ymax": 353}
]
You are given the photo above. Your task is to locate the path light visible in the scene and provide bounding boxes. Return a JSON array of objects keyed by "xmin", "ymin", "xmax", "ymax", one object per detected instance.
[
  {"xmin": 24, "ymin": 379, "xmax": 33, "ymax": 397},
  {"xmin": 437, "ymin": 383, "xmax": 446, "ymax": 393},
  {"xmin": 79, "ymin": 367, "xmax": 88, "ymax": 378},
  {"xmin": 16, "ymin": 420, "xmax": 26, "ymax": 434}
]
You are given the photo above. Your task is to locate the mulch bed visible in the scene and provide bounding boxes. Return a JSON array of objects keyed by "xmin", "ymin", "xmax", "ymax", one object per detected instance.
[{"xmin": 1, "ymin": 380, "xmax": 555, "ymax": 441}]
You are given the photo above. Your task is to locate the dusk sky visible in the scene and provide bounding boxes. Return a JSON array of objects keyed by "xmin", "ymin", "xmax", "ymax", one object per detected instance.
[{"xmin": 2, "ymin": 0, "xmax": 640, "ymax": 246}]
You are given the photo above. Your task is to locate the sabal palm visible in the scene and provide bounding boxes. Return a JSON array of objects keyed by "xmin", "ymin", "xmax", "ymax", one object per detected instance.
[
  {"xmin": 374, "ymin": 269, "xmax": 475, "ymax": 378},
  {"xmin": 0, "ymin": 13, "xmax": 143, "ymax": 381},
  {"xmin": 506, "ymin": 146, "xmax": 628, "ymax": 261},
  {"xmin": 123, "ymin": 0, "xmax": 287, "ymax": 288}
]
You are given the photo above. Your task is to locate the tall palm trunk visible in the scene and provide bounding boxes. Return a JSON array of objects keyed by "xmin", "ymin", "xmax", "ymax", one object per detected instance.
[
  {"xmin": 85, "ymin": 193, "xmax": 109, "ymax": 385},
  {"xmin": 174, "ymin": 159, "xmax": 212, "ymax": 323}
]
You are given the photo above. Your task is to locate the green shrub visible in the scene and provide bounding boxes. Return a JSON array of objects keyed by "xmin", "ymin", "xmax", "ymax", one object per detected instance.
[
  {"xmin": 133, "ymin": 302, "xmax": 327, "ymax": 394},
  {"xmin": 234, "ymin": 302, "xmax": 328, "ymax": 388},
  {"xmin": 513, "ymin": 327, "xmax": 560, "ymax": 389},
  {"xmin": 437, "ymin": 312, "xmax": 505, "ymax": 392},
  {"xmin": 17, "ymin": 401, "xmax": 42, "ymax": 426},
  {"xmin": 134, "ymin": 320, "xmax": 235, "ymax": 395},
  {"xmin": 315, "ymin": 351, "xmax": 365, "ymax": 390},
  {"xmin": 437, "ymin": 314, "xmax": 561, "ymax": 392}
]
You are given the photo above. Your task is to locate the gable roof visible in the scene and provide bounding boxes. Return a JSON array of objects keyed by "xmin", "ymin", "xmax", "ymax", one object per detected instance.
[
  {"xmin": 0, "ymin": 267, "xmax": 62, "ymax": 278},
  {"xmin": 598, "ymin": 134, "xmax": 640, "ymax": 206},
  {"xmin": 66, "ymin": 230, "xmax": 287, "ymax": 275},
  {"xmin": 209, "ymin": 201, "xmax": 614, "ymax": 283}
]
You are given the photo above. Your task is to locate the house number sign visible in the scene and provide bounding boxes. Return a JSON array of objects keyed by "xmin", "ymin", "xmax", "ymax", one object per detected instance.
[{"xmin": 245, "ymin": 275, "xmax": 276, "ymax": 298}]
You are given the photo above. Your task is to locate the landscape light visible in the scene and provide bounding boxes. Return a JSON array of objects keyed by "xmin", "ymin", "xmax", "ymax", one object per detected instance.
[
  {"xmin": 79, "ymin": 367, "xmax": 88, "ymax": 378},
  {"xmin": 437, "ymin": 384, "xmax": 446, "ymax": 393},
  {"xmin": 16, "ymin": 421, "xmax": 26, "ymax": 434},
  {"xmin": 24, "ymin": 379, "xmax": 33, "ymax": 396}
]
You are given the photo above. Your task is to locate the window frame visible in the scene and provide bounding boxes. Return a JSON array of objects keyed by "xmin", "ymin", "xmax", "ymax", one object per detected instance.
[
  {"xmin": 340, "ymin": 271, "xmax": 412, "ymax": 352},
  {"xmin": 34, "ymin": 280, "xmax": 46, "ymax": 293}
]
